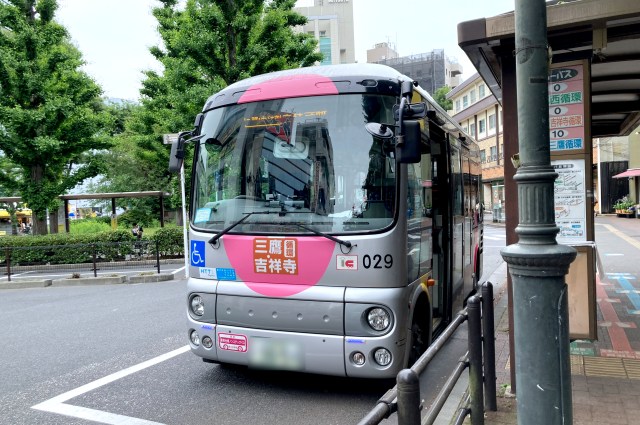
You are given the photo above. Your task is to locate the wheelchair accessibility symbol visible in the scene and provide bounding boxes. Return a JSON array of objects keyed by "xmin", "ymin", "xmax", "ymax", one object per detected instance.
[{"xmin": 190, "ymin": 240, "xmax": 206, "ymax": 267}]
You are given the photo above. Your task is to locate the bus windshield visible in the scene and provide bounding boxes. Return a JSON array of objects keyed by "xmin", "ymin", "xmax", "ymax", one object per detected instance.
[{"xmin": 191, "ymin": 94, "xmax": 398, "ymax": 235}]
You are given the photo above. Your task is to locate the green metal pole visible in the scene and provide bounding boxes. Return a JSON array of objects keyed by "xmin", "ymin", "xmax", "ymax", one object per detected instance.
[{"xmin": 500, "ymin": 0, "xmax": 577, "ymax": 424}]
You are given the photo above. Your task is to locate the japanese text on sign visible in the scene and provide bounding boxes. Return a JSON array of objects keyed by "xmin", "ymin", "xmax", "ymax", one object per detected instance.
[
  {"xmin": 254, "ymin": 238, "xmax": 298, "ymax": 275},
  {"xmin": 548, "ymin": 64, "xmax": 584, "ymax": 152}
]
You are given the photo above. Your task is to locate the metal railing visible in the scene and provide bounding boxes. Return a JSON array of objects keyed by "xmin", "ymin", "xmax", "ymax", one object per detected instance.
[
  {"xmin": 358, "ymin": 282, "xmax": 497, "ymax": 425},
  {"xmin": 1, "ymin": 240, "xmax": 165, "ymax": 281}
]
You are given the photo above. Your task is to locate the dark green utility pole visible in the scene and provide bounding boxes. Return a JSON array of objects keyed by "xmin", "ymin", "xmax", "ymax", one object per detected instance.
[{"xmin": 500, "ymin": 0, "xmax": 577, "ymax": 424}]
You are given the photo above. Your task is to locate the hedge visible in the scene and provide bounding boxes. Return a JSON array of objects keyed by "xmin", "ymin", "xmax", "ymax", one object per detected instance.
[{"xmin": 0, "ymin": 227, "xmax": 184, "ymax": 265}]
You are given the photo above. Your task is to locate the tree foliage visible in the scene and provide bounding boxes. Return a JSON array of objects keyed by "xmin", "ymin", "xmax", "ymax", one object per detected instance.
[
  {"xmin": 99, "ymin": 0, "xmax": 322, "ymax": 215},
  {"xmin": 434, "ymin": 85, "xmax": 453, "ymax": 111},
  {"xmin": 0, "ymin": 0, "xmax": 113, "ymax": 234}
]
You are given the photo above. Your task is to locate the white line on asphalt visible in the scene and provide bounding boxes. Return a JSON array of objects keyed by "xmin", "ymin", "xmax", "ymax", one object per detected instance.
[
  {"xmin": 32, "ymin": 345, "xmax": 190, "ymax": 424},
  {"xmin": 601, "ymin": 223, "xmax": 640, "ymax": 251}
]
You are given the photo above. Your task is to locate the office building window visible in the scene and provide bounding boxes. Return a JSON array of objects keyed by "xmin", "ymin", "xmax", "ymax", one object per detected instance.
[
  {"xmin": 490, "ymin": 146, "xmax": 497, "ymax": 162},
  {"xmin": 463, "ymin": 95, "xmax": 469, "ymax": 108},
  {"xmin": 319, "ymin": 36, "xmax": 332, "ymax": 65},
  {"xmin": 470, "ymin": 123, "xmax": 476, "ymax": 137},
  {"xmin": 479, "ymin": 84, "xmax": 485, "ymax": 98},
  {"xmin": 489, "ymin": 114, "xmax": 496, "ymax": 130},
  {"xmin": 470, "ymin": 90, "xmax": 476, "ymax": 103},
  {"xmin": 456, "ymin": 99, "xmax": 461, "ymax": 112},
  {"xmin": 480, "ymin": 149, "xmax": 486, "ymax": 163},
  {"xmin": 479, "ymin": 119, "xmax": 485, "ymax": 134}
]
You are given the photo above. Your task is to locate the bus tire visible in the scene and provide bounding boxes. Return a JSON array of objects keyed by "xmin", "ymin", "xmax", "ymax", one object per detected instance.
[{"xmin": 407, "ymin": 298, "xmax": 432, "ymax": 367}]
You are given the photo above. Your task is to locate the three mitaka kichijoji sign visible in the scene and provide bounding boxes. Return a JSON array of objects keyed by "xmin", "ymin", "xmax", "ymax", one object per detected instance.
[
  {"xmin": 253, "ymin": 238, "xmax": 298, "ymax": 275},
  {"xmin": 548, "ymin": 64, "xmax": 585, "ymax": 153}
]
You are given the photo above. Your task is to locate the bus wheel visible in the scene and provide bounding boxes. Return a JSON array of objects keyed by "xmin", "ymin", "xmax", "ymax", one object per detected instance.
[{"xmin": 408, "ymin": 315, "xmax": 430, "ymax": 367}]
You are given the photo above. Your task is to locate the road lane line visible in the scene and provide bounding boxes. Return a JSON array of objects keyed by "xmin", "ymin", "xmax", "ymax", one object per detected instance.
[
  {"xmin": 32, "ymin": 345, "xmax": 190, "ymax": 424},
  {"xmin": 600, "ymin": 223, "xmax": 640, "ymax": 250},
  {"xmin": 37, "ymin": 403, "xmax": 164, "ymax": 425}
]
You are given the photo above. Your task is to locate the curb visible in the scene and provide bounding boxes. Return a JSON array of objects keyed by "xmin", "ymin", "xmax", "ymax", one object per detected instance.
[
  {"xmin": 0, "ymin": 279, "xmax": 53, "ymax": 289},
  {"xmin": 0, "ymin": 272, "xmax": 178, "ymax": 289},
  {"xmin": 52, "ymin": 275, "xmax": 127, "ymax": 286}
]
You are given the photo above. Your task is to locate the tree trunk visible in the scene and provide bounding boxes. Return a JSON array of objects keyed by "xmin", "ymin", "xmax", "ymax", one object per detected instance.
[
  {"xmin": 49, "ymin": 210, "xmax": 58, "ymax": 234},
  {"xmin": 30, "ymin": 164, "xmax": 48, "ymax": 235}
]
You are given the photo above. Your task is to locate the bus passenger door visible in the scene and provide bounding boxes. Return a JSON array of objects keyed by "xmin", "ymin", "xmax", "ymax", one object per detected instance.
[{"xmin": 450, "ymin": 144, "xmax": 465, "ymax": 312}]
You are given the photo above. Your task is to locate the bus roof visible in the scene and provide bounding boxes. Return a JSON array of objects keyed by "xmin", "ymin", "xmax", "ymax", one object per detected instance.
[
  {"xmin": 203, "ymin": 63, "xmax": 408, "ymax": 110},
  {"xmin": 201, "ymin": 63, "xmax": 477, "ymax": 148}
]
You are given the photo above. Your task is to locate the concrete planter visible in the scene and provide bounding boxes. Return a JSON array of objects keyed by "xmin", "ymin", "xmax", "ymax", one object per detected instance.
[{"xmin": 52, "ymin": 275, "xmax": 127, "ymax": 286}]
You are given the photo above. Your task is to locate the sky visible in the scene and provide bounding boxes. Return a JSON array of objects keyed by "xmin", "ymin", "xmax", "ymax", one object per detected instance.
[{"xmin": 56, "ymin": 0, "xmax": 516, "ymax": 102}]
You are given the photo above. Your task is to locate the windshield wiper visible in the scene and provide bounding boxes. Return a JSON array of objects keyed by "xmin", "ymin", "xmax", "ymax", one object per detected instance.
[
  {"xmin": 208, "ymin": 211, "xmax": 278, "ymax": 246},
  {"xmin": 209, "ymin": 212, "xmax": 352, "ymax": 250},
  {"xmin": 287, "ymin": 222, "xmax": 352, "ymax": 249}
]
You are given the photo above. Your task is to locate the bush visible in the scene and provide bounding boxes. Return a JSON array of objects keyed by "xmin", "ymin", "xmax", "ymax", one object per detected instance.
[
  {"xmin": 613, "ymin": 195, "xmax": 635, "ymax": 211},
  {"xmin": 0, "ymin": 227, "xmax": 184, "ymax": 264},
  {"xmin": 150, "ymin": 225, "xmax": 184, "ymax": 257},
  {"xmin": 70, "ymin": 218, "xmax": 112, "ymax": 234}
]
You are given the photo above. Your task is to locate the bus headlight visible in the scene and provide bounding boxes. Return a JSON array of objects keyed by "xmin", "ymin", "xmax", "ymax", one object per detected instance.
[
  {"xmin": 190, "ymin": 330, "xmax": 200, "ymax": 346},
  {"xmin": 373, "ymin": 348, "xmax": 392, "ymax": 366},
  {"xmin": 367, "ymin": 307, "xmax": 390, "ymax": 331},
  {"xmin": 190, "ymin": 295, "xmax": 205, "ymax": 316}
]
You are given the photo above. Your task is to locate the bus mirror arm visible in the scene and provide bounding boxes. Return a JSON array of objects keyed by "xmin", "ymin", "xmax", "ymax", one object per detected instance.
[{"xmin": 168, "ymin": 131, "xmax": 206, "ymax": 173}]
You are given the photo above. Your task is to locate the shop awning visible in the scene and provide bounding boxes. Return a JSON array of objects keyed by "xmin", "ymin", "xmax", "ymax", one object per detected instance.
[{"xmin": 612, "ymin": 169, "xmax": 640, "ymax": 179}]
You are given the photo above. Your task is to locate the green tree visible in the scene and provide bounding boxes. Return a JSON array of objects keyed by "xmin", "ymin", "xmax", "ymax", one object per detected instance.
[
  {"xmin": 100, "ymin": 0, "xmax": 322, "ymax": 220},
  {"xmin": 0, "ymin": 0, "xmax": 112, "ymax": 235},
  {"xmin": 434, "ymin": 85, "xmax": 453, "ymax": 111}
]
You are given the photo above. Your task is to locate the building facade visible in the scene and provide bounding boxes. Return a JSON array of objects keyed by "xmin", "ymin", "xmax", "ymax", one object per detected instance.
[
  {"xmin": 366, "ymin": 42, "xmax": 399, "ymax": 63},
  {"xmin": 371, "ymin": 49, "xmax": 463, "ymax": 94},
  {"xmin": 447, "ymin": 74, "xmax": 505, "ymax": 220},
  {"xmin": 294, "ymin": 0, "xmax": 355, "ymax": 65}
]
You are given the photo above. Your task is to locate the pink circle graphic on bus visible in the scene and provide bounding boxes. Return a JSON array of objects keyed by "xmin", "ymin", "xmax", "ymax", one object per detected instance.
[{"xmin": 223, "ymin": 235, "xmax": 335, "ymax": 297}]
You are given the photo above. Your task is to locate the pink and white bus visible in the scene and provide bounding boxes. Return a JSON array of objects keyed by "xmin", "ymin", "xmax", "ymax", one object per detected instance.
[{"xmin": 171, "ymin": 63, "xmax": 483, "ymax": 378}]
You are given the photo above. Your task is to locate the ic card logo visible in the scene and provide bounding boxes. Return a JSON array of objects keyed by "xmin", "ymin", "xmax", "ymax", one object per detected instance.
[{"xmin": 336, "ymin": 255, "xmax": 357, "ymax": 270}]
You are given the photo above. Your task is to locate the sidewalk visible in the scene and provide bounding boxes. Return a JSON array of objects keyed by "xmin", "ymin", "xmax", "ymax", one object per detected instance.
[{"xmin": 470, "ymin": 217, "xmax": 640, "ymax": 425}]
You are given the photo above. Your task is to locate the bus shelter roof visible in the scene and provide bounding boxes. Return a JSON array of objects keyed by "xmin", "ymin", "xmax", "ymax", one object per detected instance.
[
  {"xmin": 0, "ymin": 191, "xmax": 170, "ymax": 203},
  {"xmin": 457, "ymin": 0, "xmax": 640, "ymax": 138}
]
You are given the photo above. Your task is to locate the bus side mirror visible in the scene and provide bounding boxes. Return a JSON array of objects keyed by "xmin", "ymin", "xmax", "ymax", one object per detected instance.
[
  {"xmin": 396, "ymin": 120, "xmax": 421, "ymax": 164},
  {"xmin": 168, "ymin": 138, "xmax": 185, "ymax": 173}
]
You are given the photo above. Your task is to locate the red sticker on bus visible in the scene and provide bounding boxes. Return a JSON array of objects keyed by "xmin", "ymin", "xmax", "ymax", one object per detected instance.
[{"xmin": 218, "ymin": 332, "xmax": 248, "ymax": 352}]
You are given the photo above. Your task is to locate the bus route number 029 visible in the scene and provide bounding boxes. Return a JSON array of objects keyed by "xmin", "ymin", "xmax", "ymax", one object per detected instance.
[{"xmin": 363, "ymin": 254, "xmax": 393, "ymax": 269}]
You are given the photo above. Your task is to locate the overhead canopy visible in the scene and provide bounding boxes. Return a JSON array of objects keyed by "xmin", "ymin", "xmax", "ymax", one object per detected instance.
[
  {"xmin": 612, "ymin": 169, "xmax": 640, "ymax": 178},
  {"xmin": 457, "ymin": 0, "xmax": 640, "ymax": 137}
]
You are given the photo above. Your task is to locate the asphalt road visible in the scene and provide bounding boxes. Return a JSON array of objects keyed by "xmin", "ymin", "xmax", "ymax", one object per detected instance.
[{"xmin": 0, "ymin": 225, "xmax": 507, "ymax": 425}]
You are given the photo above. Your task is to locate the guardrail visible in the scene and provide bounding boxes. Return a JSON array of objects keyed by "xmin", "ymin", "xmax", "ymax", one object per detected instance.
[
  {"xmin": 1, "ymin": 241, "xmax": 164, "ymax": 281},
  {"xmin": 358, "ymin": 282, "xmax": 497, "ymax": 425}
]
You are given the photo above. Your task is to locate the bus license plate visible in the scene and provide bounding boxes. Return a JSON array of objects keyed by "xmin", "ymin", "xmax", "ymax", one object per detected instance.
[{"xmin": 249, "ymin": 338, "xmax": 304, "ymax": 371}]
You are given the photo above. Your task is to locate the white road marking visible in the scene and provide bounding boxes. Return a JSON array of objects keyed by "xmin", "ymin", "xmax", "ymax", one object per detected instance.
[
  {"xmin": 601, "ymin": 223, "xmax": 640, "ymax": 250},
  {"xmin": 32, "ymin": 345, "xmax": 190, "ymax": 424}
]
